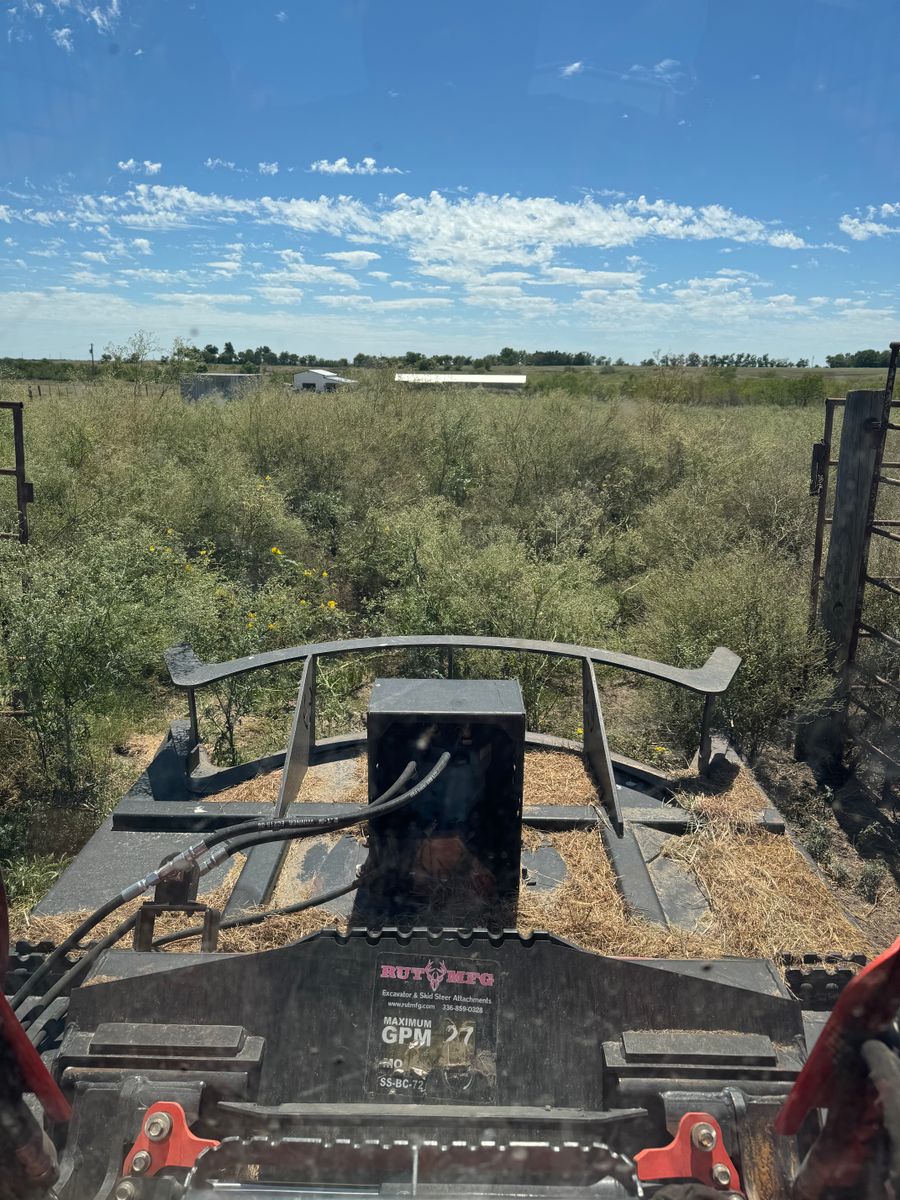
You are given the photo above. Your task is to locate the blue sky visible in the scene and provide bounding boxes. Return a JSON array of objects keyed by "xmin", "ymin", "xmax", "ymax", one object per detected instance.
[{"xmin": 2, "ymin": 0, "xmax": 899, "ymax": 361}]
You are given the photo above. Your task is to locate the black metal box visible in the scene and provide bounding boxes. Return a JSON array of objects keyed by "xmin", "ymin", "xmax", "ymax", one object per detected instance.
[{"xmin": 364, "ymin": 679, "xmax": 526, "ymax": 924}]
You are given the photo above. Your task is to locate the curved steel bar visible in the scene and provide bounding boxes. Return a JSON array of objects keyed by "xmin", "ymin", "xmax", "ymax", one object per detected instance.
[{"xmin": 164, "ymin": 635, "xmax": 740, "ymax": 696}]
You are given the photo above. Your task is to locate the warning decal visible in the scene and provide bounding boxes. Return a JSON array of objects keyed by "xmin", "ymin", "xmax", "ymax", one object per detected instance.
[{"xmin": 366, "ymin": 952, "xmax": 499, "ymax": 1103}]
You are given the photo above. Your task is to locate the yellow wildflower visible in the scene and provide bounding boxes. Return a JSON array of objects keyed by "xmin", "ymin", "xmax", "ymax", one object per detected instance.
[
  {"xmin": 267, "ymin": 622, "xmax": 277, "ymax": 630},
  {"xmin": 321, "ymin": 569, "xmax": 328, "ymax": 578},
  {"xmin": 271, "ymin": 546, "xmax": 283, "ymax": 555},
  {"xmin": 148, "ymin": 545, "xmax": 156, "ymax": 552},
  {"xmin": 265, "ymin": 474, "xmax": 271, "ymax": 481},
  {"xmin": 199, "ymin": 549, "xmax": 207, "ymax": 556},
  {"xmin": 575, "ymin": 726, "xmax": 584, "ymax": 736},
  {"xmin": 184, "ymin": 563, "xmax": 192, "ymax": 571},
  {"xmin": 652, "ymin": 745, "xmax": 667, "ymax": 753},
  {"xmin": 247, "ymin": 611, "xmax": 256, "ymax": 619},
  {"xmin": 299, "ymin": 598, "xmax": 307, "ymax": 605},
  {"xmin": 303, "ymin": 569, "xmax": 312, "ymax": 577},
  {"xmin": 327, "ymin": 599, "xmax": 336, "ymax": 609}
]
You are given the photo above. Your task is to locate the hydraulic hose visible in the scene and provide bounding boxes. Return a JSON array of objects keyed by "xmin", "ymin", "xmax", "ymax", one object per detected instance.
[
  {"xmin": 151, "ymin": 876, "xmax": 362, "ymax": 949},
  {"xmin": 11, "ymin": 893, "xmax": 147, "ymax": 1014},
  {"xmin": 212, "ymin": 752, "xmax": 449, "ymax": 859},
  {"xmin": 150, "ymin": 760, "xmax": 433, "ymax": 950},
  {"xmin": 12, "ymin": 757, "xmax": 440, "ymax": 1013},
  {"xmin": 19, "ymin": 912, "xmax": 139, "ymax": 1028}
]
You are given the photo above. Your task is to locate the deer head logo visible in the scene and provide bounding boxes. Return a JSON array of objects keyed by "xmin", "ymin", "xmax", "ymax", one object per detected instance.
[{"xmin": 423, "ymin": 959, "xmax": 447, "ymax": 992}]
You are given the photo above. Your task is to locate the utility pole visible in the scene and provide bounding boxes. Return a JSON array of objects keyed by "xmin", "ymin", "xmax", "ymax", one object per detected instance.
[{"xmin": 89, "ymin": 342, "xmax": 95, "ymax": 374}]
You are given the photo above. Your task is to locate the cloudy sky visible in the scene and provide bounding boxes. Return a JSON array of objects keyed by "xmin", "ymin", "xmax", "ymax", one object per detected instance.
[{"xmin": 2, "ymin": 0, "xmax": 900, "ymax": 360}]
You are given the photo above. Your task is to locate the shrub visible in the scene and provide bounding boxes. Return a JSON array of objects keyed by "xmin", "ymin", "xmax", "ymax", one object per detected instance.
[{"xmin": 635, "ymin": 543, "xmax": 833, "ymax": 759}]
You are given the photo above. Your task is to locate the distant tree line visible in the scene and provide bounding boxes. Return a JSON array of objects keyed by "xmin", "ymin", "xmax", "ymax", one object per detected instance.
[
  {"xmin": 1, "ymin": 341, "xmax": 894, "ymax": 381},
  {"xmin": 824, "ymin": 349, "xmax": 894, "ymax": 368},
  {"xmin": 639, "ymin": 352, "xmax": 811, "ymax": 369}
]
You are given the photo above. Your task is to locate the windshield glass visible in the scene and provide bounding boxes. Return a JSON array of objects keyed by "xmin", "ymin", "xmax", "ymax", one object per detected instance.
[{"xmin": 1, "ymin": 4, "xmax": 899, "ymax": 1199}]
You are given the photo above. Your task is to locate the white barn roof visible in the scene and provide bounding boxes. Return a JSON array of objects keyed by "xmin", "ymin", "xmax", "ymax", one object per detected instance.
[{"xmin": 394, "ymin": 373, "xmax": 526, "ymax": 385}]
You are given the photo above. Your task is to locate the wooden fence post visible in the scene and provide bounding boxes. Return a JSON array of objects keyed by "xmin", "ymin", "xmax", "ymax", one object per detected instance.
[{"xmin": 821, "ymin": 390, "xmax": 884, "ymax": 672}]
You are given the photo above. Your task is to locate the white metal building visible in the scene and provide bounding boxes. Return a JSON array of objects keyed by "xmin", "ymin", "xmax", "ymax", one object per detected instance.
[
  {"xmin": 394, "ymin": 373, "xmax": 526, "ymax": 390},
  {"xmin": 292, "ymin": 368, "xmax": 358, "ymax": 393}
]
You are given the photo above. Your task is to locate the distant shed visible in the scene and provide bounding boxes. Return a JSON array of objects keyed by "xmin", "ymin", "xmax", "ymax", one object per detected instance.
[
  {"xmin": 181, "ymin": 373, "xmax": 260, "ymax": 403},
  {"xmin": 293, "ymin": 368, "xmax": 358, "ymax": 393},
  {"xmin": 395, "ymin": 373, "xmax": 526, "ymax": 390}
]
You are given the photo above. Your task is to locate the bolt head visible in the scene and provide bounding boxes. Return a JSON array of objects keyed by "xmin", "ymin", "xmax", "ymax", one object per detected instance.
[
  {"xmin": 711, "ymin": 1162, "xmax": 732, "ymax": 1187},
  {"xmin": 691, "ymin": 1121, "xmax": 718, "ymax": 1151},
  {"xmin": 144, "ymin": 1111, "xmax": 172, "ymax": 1141},
  {"xmin": 115, "ymin": 1182, "xmax": 137, "ymax": 1200},
  {"xmin": 130, "ymin": 1150, "xmax": 152, "ymax": 1175}
]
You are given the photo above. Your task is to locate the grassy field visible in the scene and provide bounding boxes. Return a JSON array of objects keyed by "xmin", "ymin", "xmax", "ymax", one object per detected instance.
[{"xmin": 0, "ymin": 364, "xmax": 894, "ymax": 913}]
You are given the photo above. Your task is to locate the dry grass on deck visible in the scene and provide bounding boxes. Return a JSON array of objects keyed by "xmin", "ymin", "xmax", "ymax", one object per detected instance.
[{"xmin": 13, "ymin": 750, "xmax": 871, "ymax": 964}]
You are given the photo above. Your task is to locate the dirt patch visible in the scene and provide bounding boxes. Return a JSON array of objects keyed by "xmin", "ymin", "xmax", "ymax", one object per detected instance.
[{"xmin": 754, "ymin": 744, "xmax": 900, "ymax": 952}]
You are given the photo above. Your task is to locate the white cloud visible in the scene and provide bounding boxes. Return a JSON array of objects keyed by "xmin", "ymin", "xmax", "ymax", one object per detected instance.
[
  {"xmin": 256, "ymin": 285, "xmax": 304, "ymax": 304},
  {"xmin": 369, "ymin": 270, "xmax": 391, "ymax": 281},
  {"xmin": 16, "ymin": 184, "xmax": 808, "ymax": 263},
  {"xmin": 52, "ymin": 25, "xmax": 73, "ymax": 50},
  {"xmin": 625, "ymin": 58, "xmax": 691, "ymax": 91},
  {"xmin": 134, "ymin": 47, "xmax": 143, "ymax": 55},
  {"xmin": 68, "ymin": 268, "xmax": 113, "ymax": 287},
  {"xmin": 118, "ymin": 267, "xmax": 192, "ymax": 283},
  {"xmin": 318, "ymin": 294, "xmax": 452, "ymax": 311},
  {"xmin": 258, "ymin": 161, "xmax": 279, "ymax": 176},
  {"xmin": 540, "ymin": 266, "xmax": 642, "ymax": 288},
  {"xmin": 263, "ymin": 249, "xmax": 361, "ymax": 289},
  {"xmin": 117, "ymin": 159, "xmax": 162, "ymax": 176},
  {"xmin": 204, "ymin": 157, "xmax": 237, "ymax": 171},
  {"xmin": 81, "ymin": 250, "xmax": 108, "ymax": 262},
  {"xmin": 131, "ymin": 236, "xmax": 151, "ymax": 254},
  {"xmin": 323, "ymin": 249, "xmax": 381, "ymax": 267},
  {"xmin": 274, "ymin": 9, "xmax": 287, "ymax": 20},
  {"xmin": 87, "ymin": 0, "xmax": 121, "ymax": 35},
  {"xmin": 309, "ymin": 156, "xmax": 405, "ymax": 176},
  {"xmin": 560, "ymin": 61, "xmax": 584, "ymax": 77},
  {"xmin": 151, "ymin": 291, "xmax": 252, "ymax": 304},
  {"xmin": 839, "ymin": 205, "xmax": 900, "ymax": 240}
]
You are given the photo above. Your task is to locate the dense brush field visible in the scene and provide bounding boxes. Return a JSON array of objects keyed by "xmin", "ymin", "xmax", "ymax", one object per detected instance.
[{"xmin": 0, "ymin": 366, "xmax": 868, "ymax": 907}]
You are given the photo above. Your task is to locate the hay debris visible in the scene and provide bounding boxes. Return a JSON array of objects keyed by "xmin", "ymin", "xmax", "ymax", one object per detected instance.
[
  {"xmin": 11, "ymin": 856, "xmax": 247, "ymax": 949},
  {"xmin": 201, "ymin": 753, "xmax": 367, "ymax": 805},
  {"xmin": 12, "ymin": 748, "xmax": 873, "ymax": 966},
  {"xmin": 523, "ymin": 750, "xmax": 599, "ymax": 807},
  {"xmin": 210, "ymin": 750, "xmax": 594, "ymax": 808},
  {"xmin": 672, "ymin": 757, "xmax": 768, "ymax": 827}
]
